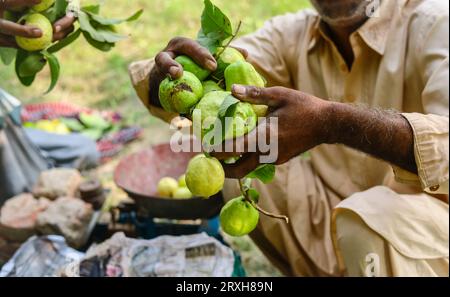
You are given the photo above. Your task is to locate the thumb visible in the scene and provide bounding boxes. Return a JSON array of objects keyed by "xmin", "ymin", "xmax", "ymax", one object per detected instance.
[{"xmin": 231, "ymin": 85, "xmax": 285, "ymax": 107}]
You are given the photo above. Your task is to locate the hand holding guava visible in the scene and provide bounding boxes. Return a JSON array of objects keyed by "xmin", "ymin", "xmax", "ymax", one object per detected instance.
[{"xmin": 0, "ymin": 0, "xmax": 75, "ymax": 48}]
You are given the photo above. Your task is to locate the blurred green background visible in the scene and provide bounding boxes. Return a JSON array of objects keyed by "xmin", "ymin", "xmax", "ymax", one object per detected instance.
[{"xmin": 1, "ymin": 0, "xmax": 310, "ymax": 123}]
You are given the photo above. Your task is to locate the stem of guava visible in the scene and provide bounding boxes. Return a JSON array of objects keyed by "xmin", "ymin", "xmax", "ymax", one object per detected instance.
[
  {"xmin": 215, "ymin": 20, "xmax": 243, "ymax": 59},
  {"xmin": 238, "ymin": 179, "xmax": 289, "ymax": 224}
]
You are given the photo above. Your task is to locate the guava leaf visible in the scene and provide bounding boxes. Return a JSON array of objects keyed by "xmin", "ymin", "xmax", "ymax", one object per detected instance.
[
  {"xmin": 218, "ymin": 95, "xmax": 239, "ymax": 118},
  {"xmin": 0, "ymin": 47, "xmax": 17, "ymax": 65},
  {"xmin": 43, "ymin": 0, "xmax": 69, "ymax": 23},
  {"xmin": 248, "ymin": 188, "xmax": 260, "ymax": 203},
  {"xmin": 48, "ymin": 29, "xmax": 82, "ymax": 53},
  {"xmin": 246, "ymin": 164, "xmax": 276, "ymax": 184},
  {"xmin": 18, "ymin": 52, "xmax": 46, "ymax": 77},
  {"xmin": 82, "ymin": 31, "xmax": 115, "ymax": 52},
  {"xmin": 42, "ymin": 50, "xmax": 60, "ymax": 93},
  {"xmin": 79, "ymin": 11, "xmax": 128, "ymax": 43},
  {"xmin": 15, "ymin": 50, "xmax": 36, "ymax": 86},
  {"xmin": 197, "ymin": 0, "xmax": 233, "ymax": 54},
  {"xmin": 83, "ymin": 9, "xmax": 143, "ymax": 25},
  {"xmin": 82, "ymin": 5, "xmax": 101, "ymax": 14}
]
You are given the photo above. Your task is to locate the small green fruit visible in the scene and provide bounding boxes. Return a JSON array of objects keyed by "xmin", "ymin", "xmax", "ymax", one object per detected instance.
[
  {"xmin": 193, "ymin": 91, "xmax": 257, "ymax": 142},
  {"xmin": 202, "ymin": 80, "xmax": 223, "ymax": 94},
  {"xmin": 16, "ymin": 13, "xmax": 53, "ymax": 51},
  {"xmin": 224, "ymin": 61, "xmax": 265, "ymax": 92},
  {"xmin": 173, "ymin": 187, "xmax": 193, "ymax": 199},
  {"xmin": 159, "ymin": 71, "xmax": 204, "ymax": 114},
  {"xmin": 220, "ymin": 196, "xmax": 259, "ymax": 237},
  {"xmin": 213, "ymin": 47, "xmax": 245, "ymax": 81},
  {"xmin": 252, "ymin": 105, "xmax": 269, "ymax": 118},
  {"xmin": 175, "ymin": 55, "xmax": 211, "ymax": 81},
  {"xmin": 185, "ymin": 155, "xmax": 225, "ymax": 198},
  {"xmin": 157, "ymin": 177, "xmax": 179, "ymax": 198},
  {"xmin": 32, "ymin": 0, "xmax": 56, "ymax": 12}
]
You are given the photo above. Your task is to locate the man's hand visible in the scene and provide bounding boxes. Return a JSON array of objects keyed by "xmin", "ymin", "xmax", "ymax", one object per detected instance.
[
  {"xmin": 148, "ymin": 37, "xmax": 248, "ymax": 108},
  {"xmin": 0, "ymin": 1, "xmax": 76, "ymax": 48},
  {"xmin": 211, "ymin": 84, "xmax": 417, "ymax": 179},
  {"xmin": 211, "ymin": 85, "xmax": 331, "ymax": 179}
]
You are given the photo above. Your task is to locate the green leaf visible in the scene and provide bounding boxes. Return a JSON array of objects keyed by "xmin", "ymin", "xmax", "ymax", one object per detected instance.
[
  {"xmin": 82, "ymin": 31, "xmax": 115, "ymax": 52},
  {"xmin": 82, "ymin": 5, "xmax": 101, "ymax": 14},
  {"xmin": 0, "ymin": 47, "xmax": 17, "ymax": 65},
  {"xmin": 246, "ymin": 164, "xmax": 276, "ymax": 184},
  {"xmin": 18, "ymin": 52, "xmax": 46, "ymax": 77},
  {"xmin": 48, "ymin": 29, "xmax": 82, "ymax": 53},
  {"xmin": 60, "ymin": 118, "xmax": 85, "ymax": 132},
  {"xmin": 83, "ymin": 9, "xmax": 143, "ymax": 25},
  {"xmin": 43, "ymin": 0, "xmax": 69, "ymax": 23},
  {"xmin": 15, "ymin": 50, "xmax": 36, "ymax": 86},
  {"xmin": 42, "ymin": 50, "xmax": 60, "ymax": 94},
  {"xmin": 248, "ymin": 188, "xmax": 260, "ymax": 203},
  {"xmin": 218, "ymin": 95, "xmax": 239, "ymax": 118},
  {"xmin": 197, "ymin": 0, "xmax": 233, "ymax": 54},
  {"xmin": 79, "ymin": 11, "xmax": 128, "ymax": 43}
]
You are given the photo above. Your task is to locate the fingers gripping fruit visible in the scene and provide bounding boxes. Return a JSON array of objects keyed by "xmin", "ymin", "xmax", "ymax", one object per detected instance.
[
  {"xmin": 16, "ymin": 13, "xmax": 53, "ymax": 51},
  {"xmin": 193, "ymin": 91, "xmax": 257, "ymax": 142},
  {"xmin": 220, "ymin": 196, "xmax": 259, "ymax": 237},
  {"xmin": 157, "ymin": 177, "xmax": 179, "ymax": 198},
  {"xmin": 175, "ymin": 55, "xmax": 211, "ymax": 81},
  {"xmin": 185, "ymin": 155, "xmax": 225, "ymax": 198},
  {"xmin": 159, "ymin": 71, "xmax": 204, "ymax": 114},
  {"xmin": 32, "ymin": 0, "xmax": 56, "ymax": 12}
]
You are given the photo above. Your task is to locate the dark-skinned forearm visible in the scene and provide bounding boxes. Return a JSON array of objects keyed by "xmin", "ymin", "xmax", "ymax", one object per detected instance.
[{"xmin": 324, "ymin": 102, "xmax": 417, "ymax": 174}]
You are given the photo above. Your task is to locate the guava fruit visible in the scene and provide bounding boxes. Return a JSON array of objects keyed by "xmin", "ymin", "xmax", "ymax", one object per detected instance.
[
  {"xmin": 175, "ymin": 55, "xmax": 211, "ymax": 81},
  {"xmin": 220, "ymin": 196, "xmax": 259, "ymax": 237},
  {"xmin": 185, "ymin": 155, "xmax": 225, "ymax": 198},
  {"xmin": 16, "ymin": 13, "xmax": 53, "ymax": 51},
  {"xmin": 173, "ymin": 187, "xmax": 193, "ymax": 199},
  {"xmin": 252, "ymin": 105, "xmax": 269, "ymax": 118},
  {"xmin": 224, "ymin": 61, "xmax": 265, "ymax": 92},
  {"xmin": 157, "ymin": 177, "xmax": 178, "ymax": 198},
  {"xmin": 202, "ymin": 80, "xmax": 223, "ymax": 94},
  {"xmin": 32, "ymin": 0, "xmax": 55, "ymax": 12},
  {"xmin": 193, "ymin": 91, "xmax": 257, "ymax": 143},
  {"xmin": 213, "ymin": 47, "xmax": 245, "ymax": 80},
  {"xmin": 159, "ymin": 71, "xmax": 204, "ymax": 114},
  {"xmin": 178, "ymin": 174, "xmax": 187, "ymax": 187}
]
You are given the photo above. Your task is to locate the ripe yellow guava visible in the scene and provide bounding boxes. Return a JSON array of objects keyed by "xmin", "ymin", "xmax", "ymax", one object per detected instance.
[
  {"xmin": 159, "ymin": 71, "xmax": 204, "ymax": 114},
  {"xmin": 178, "ymin": 174, "xmax": 187, "ymax": 187},
  {"xmin": 157, "ymin": 177, "xmax": 178, "ymax": 198},
  {"xmin": 16, "ymin": 13, "xmax": 53, "ymax": 51},
  {"xmin": 185, "ymin": 155, "xmax": 224, "ymax": 198},
  {"xmin": 173, "ymin": 187, "xmax": 193, "ymax": 199},
  {"xmin": 32, "ymin": 0, "xmax": 56, "ymax": 12},
  {"xmin": 220, "ymin": 196, "xmax": 259, "ymax": 237}
]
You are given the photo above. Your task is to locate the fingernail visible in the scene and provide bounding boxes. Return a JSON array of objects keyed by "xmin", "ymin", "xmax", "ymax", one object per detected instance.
[
  {"xmin": 55, "ymin": 25, "xmax": 61, "ymax": 33},
  {"xmin": 205, "ymin": 59, "xmax": 217, "ymax": 71},
  {"xmin": 232, "ymin": 84, "xmax": 246, "ymax": 96},
  {"xmin": 169, "ymin": 66, "xmax": 180, "ymax": 78},
  {"xmin": 32, "ymin": 28, "xmax": 42, "ymax": 37}
]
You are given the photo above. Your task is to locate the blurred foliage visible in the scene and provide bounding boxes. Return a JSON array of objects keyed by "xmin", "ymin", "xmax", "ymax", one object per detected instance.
[{"xmin": 0, "ymin": 0, "xmax": 310, "ymax": 116}]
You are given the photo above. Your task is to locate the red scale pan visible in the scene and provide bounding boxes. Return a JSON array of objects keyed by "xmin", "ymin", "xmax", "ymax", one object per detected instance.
[{"xmin": 114, "ymin": 142, "xmax": 224, "ymax": 220}]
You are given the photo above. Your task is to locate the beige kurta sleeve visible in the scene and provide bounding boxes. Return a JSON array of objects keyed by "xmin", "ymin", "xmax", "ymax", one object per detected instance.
[
  {"xmin": 128, "ymin": 59, "xmax": 179, "ymax": 123},
  {"xmin": 233, "ymin": 11, "xmax": 314, "ymax": 88},
  {"xmin": 395, "ymin": 11, "xmax": 449, "ymax": 195}
]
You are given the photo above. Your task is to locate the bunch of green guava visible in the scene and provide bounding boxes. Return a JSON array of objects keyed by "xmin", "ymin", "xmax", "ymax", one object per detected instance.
[
  {"xmin": 158, "ymin": 0, "xmax": 288, "ymax": 238},
  {"xmin": 0, "ymin": 0, "xmax": 142, "ymax": 93}
]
